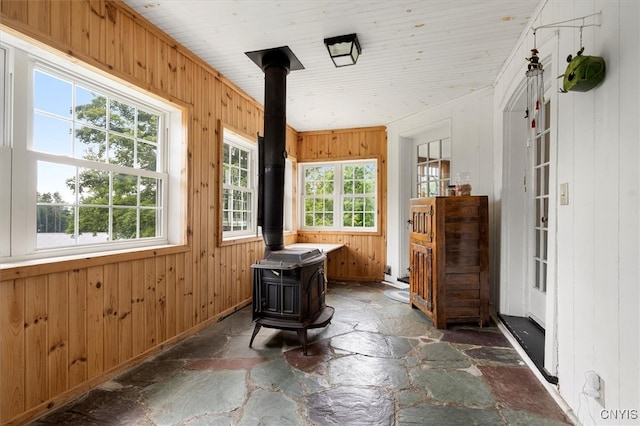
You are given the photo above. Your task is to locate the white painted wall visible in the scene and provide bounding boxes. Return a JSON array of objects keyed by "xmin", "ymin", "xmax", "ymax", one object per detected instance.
[
  {"xmin": 493, "ymin": 0, "xmax": 640, "ymax": 423},
  {"xmin": 386, "ymin": 88, "xmax": 495, "ymax": 288},
  {"xmin": 387, "ymin": 0, "xmax": 639, "ymax": 423}
]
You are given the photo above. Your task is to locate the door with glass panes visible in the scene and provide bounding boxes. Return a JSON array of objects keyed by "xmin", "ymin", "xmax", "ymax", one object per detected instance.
[
  {"xmin": 414, "ymin": 137, "xmax": 451, "ymax": 198},
  {"xmin": 527, "ymin": 101, "xmax": 550, "ymax": 327}
]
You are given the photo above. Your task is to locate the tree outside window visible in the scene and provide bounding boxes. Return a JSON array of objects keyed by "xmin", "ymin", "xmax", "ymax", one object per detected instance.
[
  {"xmin": 34, "ymin": 69, "xmax": 163, "ymax": 248},
  {"xmin": 301, "ymin": 160, "xmax": 377, "ymax": 231}
]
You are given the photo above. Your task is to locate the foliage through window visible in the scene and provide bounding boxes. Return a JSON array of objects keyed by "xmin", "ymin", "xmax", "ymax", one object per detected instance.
[
  {"xmin": 301, "ymin": 160, "xmax": 377, "ymax": 231},
  {"xmin": 222, "ymin": 128, "xmax": 256, "ymax": 239},
  {"xmin": 1, "ymin": 34, "xmax": 184, "ymax": 261},
  {"xmin": 33, "ymin": 69, "xmax": 164, "ymax": 248}
]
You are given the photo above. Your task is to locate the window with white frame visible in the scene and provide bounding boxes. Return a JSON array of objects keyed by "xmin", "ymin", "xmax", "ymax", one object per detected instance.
[
  {"xmin": 416, "ymin": 137, "xmax": 451, "ymax": 197},
  {"xmin": 221, "ymin": 127, "xmax": 257, "ymax": 239},
  {"xmin": 300, "ymin": 160, "xmax": 377, "ymax": 231},
  {"xmin": 0, "ymin": 33, "xmax": 185, "ymax": 262}
]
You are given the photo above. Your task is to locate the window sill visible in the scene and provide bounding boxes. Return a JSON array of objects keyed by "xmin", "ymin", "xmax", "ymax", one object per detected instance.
[
  {"xmin": 219, "ymin": 230, "xmax": 296, "ymax": 247},
  {"xmin": 220, "ymin": 234, "xmax": 263, "ymax": 247},
  {"xmin": 297, "ymin": 229, "xmax": 382, "ymax": 237},
  {"xmin": 0, "ymin": 244, "xmax": 189, "ymax": 280}
]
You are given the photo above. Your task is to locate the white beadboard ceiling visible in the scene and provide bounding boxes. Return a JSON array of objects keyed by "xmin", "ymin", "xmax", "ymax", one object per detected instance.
[{"xmin": 121, "ymin": 0, "xmax": 539, "ymax": 132}]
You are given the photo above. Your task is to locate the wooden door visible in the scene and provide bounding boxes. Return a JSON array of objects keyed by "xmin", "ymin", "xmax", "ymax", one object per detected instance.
[{"xmin": 409, "ymin": 198, "xmax": 435, "ymax": 320}]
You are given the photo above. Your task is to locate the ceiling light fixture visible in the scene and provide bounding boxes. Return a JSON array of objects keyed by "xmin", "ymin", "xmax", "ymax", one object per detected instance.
[{"xmin": 323, "ymin": 33, "xmax": 361, "ymax": 67}]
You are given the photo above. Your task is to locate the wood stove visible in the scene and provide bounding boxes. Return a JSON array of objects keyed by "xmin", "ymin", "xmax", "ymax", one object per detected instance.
[
  {"xmin": 249, "ymin": 248, "xmax": 334, "ymax": 355},
  {"xmin": 245, "ymin": 46, "xmax": 334, "ymax": 355}
]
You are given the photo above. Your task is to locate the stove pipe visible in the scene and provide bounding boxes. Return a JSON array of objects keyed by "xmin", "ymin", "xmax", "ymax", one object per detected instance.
[
  {"xmin": 259, "ymin": 50, "xmax": 289, "ymax": 251},
  {"xmin": 247, "ymin": 46, "xmax": 303, "ymax": 252}
]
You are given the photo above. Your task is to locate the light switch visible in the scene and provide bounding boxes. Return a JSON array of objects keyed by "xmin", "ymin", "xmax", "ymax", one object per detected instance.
[{"xmin": 560, "ymin": 182, "xmax": 569, "ymax": 205}]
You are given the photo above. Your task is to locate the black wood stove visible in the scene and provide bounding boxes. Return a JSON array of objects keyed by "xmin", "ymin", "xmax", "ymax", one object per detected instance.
[
  {"xmin": 245, "ymin": 46, "xmax": 334, "ymax": 355},
  {"xmin": 249, "ymin": 248, "xmax": 334, "ymax": 355}
]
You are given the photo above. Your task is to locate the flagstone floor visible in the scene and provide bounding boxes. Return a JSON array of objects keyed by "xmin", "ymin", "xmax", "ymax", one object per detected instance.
[{"xmin": 31, "ymin": 281, "xmax": 573, "ymax": 425}]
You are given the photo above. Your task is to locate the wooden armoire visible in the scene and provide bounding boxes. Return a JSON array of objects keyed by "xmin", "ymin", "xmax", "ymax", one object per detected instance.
[{"xmin": 409, "ymin": 196, "xmax": 489, "ymax": 328}]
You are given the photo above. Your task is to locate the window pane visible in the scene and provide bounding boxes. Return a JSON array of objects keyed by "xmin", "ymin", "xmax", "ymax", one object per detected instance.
[
  {"xmin": 113, "ymin": 173, "xmax": 138, "ymax": 206},
  {"xmin": 222, "ymin": 135, "xmax": 255, "ymax": 237},
  {"xmin": 223, "ymin": 211, "xmax": 231, "ymax": 231},
  {"xmin": 223, "ymin": 189, "xmax": 231, "ymax": 209},
  {"xmin": 108, "ymin": 134, "xmax": 134, "ymax": 167},
  {"xmin": 113, "ymin": 207, "xmax": 138, "ymax": 240},
  {"xmin": 36, "ymin": 203, "xmax": 72, "ymax": 234},
  {"xmin": 223, "ymin": 164, "xmax": 230, "ymax": 185},
  {"xmin": 364, "ymin": 164, "xmax": 375, "ymax": 179},
  {"xmin": 109, "ymin": 99, "xmax": 135, "ymax": 134},
  {"xmin": 325, "ymin": 198, "xmax": 333, "ymax": 211},
  {"xmin": 429, "ymin": 141, "xmax": 440, "ymax": 158},
  {"xmin": 78, "ymin": 206, "xmax": 109, "ymax": 235},
  {"xmin": 239, "ymin": 168, "xmax": 249, "ymax": 188},
  {"xmin": 231, "ymin": 146, "xmax": 240, "ymax": 166},
  {"xmin": 441, "ymin": 138, "xmax": 451, "ymax": 158},
  {"xmin": 365, "ymin": 213, "xmax": 374, "ymax": 227},
  {"xmin": 343, "ymin": 212, "xmax": 353, "ymax": 227},
  {"xmin": 231, "ymin": 166, "xmax": 240, "ymax": 186},
  {"xmin": 137, "ymin": 141, "xmax": 157, "ymax": 171},
  {"xmin": 140, "ymin": 177, "xmax": 158, "ymax": 207},
  {"xmin": 75, "ymin": 124, "xmax": 107, "ymax": 161},
  {"xmin": 34, "ymin": 70, "xmax": 72, "ymax": 118},
  {"xmin": 365, "ymin": 197, "xmax": 375, "ymax": 211},
  {"xmin": 37, "ymin": 162, "xmax": 76, "ymax": 205},
  {"xmin": 343, "ymin": 180, "xmax": 353, "ymax": 194},
  {"xmin": 33, "ymin": 113, "xmax": 72, "ymax": 155},
  {"xmin": 77, "ymin": 168, "xmax": 109, "ymax": 205},
  {"xmin": 75, "ymin": 86, "xmax": 107, "ymax": 128},
  {"xmin": 325, "ymin": 213, "xmax": 333, "ymax": 226},
  {"xmin": 240, "ymin": 150, "xmax": 248, "ymax": 169},
  {"xmin": 137, "ymin": 109, "xmax": 158, "ymax": 143},
  {"xmin": 544, "ymin": 133, "xmax": 550, "ymax": 163},
  {"xmin": 140, "ymin": 209, "xmax": 159, "ymax": 237}
]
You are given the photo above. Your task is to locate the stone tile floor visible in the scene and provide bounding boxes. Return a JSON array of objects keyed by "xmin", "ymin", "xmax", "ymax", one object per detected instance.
[{"xmin": 31, "ymin": 281, "xmax": 573, "ymax": 425}]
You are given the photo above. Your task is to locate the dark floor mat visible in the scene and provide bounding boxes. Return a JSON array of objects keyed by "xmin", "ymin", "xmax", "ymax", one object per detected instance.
[{"xmin": 498, "ymin": 314, "xmax": 558, "ymax": 384}]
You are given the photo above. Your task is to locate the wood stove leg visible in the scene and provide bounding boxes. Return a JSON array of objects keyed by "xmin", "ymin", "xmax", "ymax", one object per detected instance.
[
  {"xmin": 249, "ymin": 323, "xmax": 262, "ymax": 348},
  {"xmin": 297, "ymin": 329, "xmax": 308, "ymax": 355}
]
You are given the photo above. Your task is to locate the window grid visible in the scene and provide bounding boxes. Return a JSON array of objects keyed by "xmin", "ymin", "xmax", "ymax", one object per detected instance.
[
  {"xmin": 32, "ymin": 67, "xmax": 165, "ymax": 249},
  {"xmin": 222, "ymin": 135, "xmax": 255, "ymax": 237},
  {"xmin": 301, "ymin": 160, "xmax": 377, "ymax": 231},
  {"xmin": 302, "ymin": 165, "xmax": 335, "ymax": 228},
  {"xmin": 533, "ymin": 101, "xmax": 551, "ymax": 293},
  {"xmin": 417, "ymin": 138, "xmax": 451, "ymax": 197},
  {"xmin": 1, "ymin": 34, "xmax": 180, "ymax": 262}
]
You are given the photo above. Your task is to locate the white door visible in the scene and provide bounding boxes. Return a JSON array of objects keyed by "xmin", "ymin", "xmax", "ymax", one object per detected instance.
[{"xmin": 527, "ymin": 100, "xmax": 551, "ymax": 327}]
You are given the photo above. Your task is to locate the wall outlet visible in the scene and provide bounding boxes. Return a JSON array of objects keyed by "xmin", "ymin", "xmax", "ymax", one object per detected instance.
[{"xmin": 585, "ymin": 371, "xmax": 601, "ymax": 398}]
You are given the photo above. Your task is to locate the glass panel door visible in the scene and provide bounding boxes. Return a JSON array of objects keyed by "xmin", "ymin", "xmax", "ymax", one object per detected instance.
[
  {"xmin": 416, "ymin": 138, "xmax": 451, "ymax": 197},
  {"xmin": 529, "ymin": 101, "xmax": 550, "ymax": 326}
]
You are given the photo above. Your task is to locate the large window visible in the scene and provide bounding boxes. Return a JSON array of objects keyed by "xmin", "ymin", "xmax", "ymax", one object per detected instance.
[
  {"xmin": 222, "ymin": 127, "xmax": 257, "ymax": 240},
  {"xmin": 1, "ymin": 34, "xmax": 184, "ymax": 262},
  {"xmin": 300, "ymin": 160, "xmax": 377, "ymax": 231}
]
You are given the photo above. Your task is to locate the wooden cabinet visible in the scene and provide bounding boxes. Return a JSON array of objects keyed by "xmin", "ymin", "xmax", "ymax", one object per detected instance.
[{"xmin": 409, "ymin": 196, "xmax": 489, "ymax": 328}]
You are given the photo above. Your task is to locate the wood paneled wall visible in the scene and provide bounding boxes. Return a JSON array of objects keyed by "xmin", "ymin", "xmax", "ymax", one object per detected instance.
[
  {"xmin": 296, "ymin": 127, "xmax": 388, "ymax": 281},
  {"xmin": 0, "ymin": 1, "xmax": 297, "ymax": 424},
  {"xmin": 0, "ymin": 2, "xmax": 385, "ymax": 425}
]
